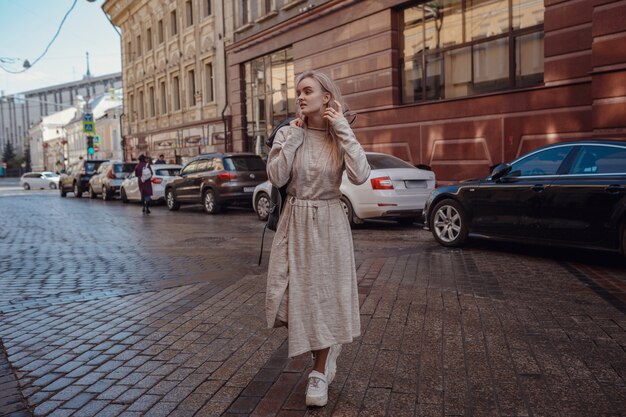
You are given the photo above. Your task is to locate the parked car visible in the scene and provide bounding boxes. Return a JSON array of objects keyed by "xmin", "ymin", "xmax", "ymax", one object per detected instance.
[
  {"xmin": 424, "ymin": 140, "xmax": 626, "ymax": 255},
  {"xmin": 88, "ymin": 161, "xmax": 137, "ymax": 200},
  {"xmin": 20, "ymin": 172, "xmax": 60, "ymax": 190},
  {"xmin": 253, "ymin": 152, "xmax": 436, "ymax": 226},
  {"xmin": 165, "ymin": 153, "xmax": 267, "ymax": 214},
  {"xmin": 120, "ymin": 164, "xmax": 182, "ymax": 203},
  {"xmin": 59, "ymin": 159, "xmax": 108, "ymax": 198}
]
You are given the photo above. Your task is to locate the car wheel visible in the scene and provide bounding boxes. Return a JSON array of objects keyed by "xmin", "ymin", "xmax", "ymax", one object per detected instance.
[
  {"xmin": 102, "ymin": 187, "xmax": 110, "ymax": 201},
  {"xmin": 74, "ymin": 182, "xmax": 82, "ymax": 198},
  {"xmin": 255, "ymin": 192, "xmax": 271, "ymax": 221},
  {"xmin": 203, "ymin": 189, "xmax": 220, "ymax": 214},
  {"xmin": 166, "ymin": 189, "xmax": 180, "ymax": 211},
  {"xmin": 340, "ymin": 196, "xmax": 359, "ymax": 227},
  {"xmin": 23, "ymin": 183, "xmax": 30, "ymax": 190},
  {"xmin": 49, "ymin": 182, "xmax": 57, "ymax": 190},
  {"xmin": 121, "ymin": 188, "xmax": 129, "ymax": 204},
  {"xmin": 60, "ymin": 184, "xmax": 67, "ymax": 197},
  {"xmin": 430, "ymin": 199, "xmax": 468, "ymax": 247},
  {"xmin": 89, "ymin": 186, "xmax": 97, "ymax": 199}
]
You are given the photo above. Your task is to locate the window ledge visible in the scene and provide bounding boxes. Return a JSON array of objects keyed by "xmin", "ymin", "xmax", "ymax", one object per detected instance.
[
  {"xmin": 281, "ymin": 0, "xmax": 306, "ymax": 11},
  {"xmin": 235, "ymin": 22, "xmax": 254, "ymax": 34},
  {"xmin": 255, "ymin": 10, "xmax": 278, "ymax": 23}
]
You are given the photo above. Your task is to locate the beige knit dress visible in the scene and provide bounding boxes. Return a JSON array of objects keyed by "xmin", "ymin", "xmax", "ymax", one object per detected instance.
[{"xmin": 265, "ymin": 118, "xmax": 371, "ymax": 358}]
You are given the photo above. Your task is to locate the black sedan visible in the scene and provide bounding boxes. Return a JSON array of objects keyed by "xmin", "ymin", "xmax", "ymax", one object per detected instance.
[{"xmin": 424, "ymin": 140, "xmax": 626, "ymax": 255}]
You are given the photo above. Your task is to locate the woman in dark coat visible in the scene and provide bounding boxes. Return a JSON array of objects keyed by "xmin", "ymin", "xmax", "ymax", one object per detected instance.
[{"xmin": 134, "ymin": 154, "xmax": 153, "ymax": 214}]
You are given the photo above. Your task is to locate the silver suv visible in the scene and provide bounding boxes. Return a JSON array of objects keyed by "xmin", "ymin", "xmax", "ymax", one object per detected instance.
[{"xmin": 88, "ymin": 161, "xmax": 137, "ymax": 200}]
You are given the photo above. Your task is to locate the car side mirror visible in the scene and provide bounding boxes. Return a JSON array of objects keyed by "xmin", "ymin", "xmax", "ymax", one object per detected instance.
[{"xmin": 491, "ymin": 163, "xmax": 512, "ymax": 181}]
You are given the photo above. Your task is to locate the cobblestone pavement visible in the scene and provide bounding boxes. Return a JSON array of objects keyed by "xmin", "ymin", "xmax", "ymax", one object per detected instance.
[{"xmin": 0, "ymin": 187, "xmax": 625, "ymax": 417}]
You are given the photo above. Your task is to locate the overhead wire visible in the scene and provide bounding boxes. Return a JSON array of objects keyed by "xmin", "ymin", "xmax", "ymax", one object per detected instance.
[{"xmin": 0, "ymin": 0, "xmax": 79, "ymax": 74}]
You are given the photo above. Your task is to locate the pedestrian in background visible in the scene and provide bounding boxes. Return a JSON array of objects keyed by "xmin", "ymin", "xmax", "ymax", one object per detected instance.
[
  {"xmin": 265, "ymin": 70, "xmax": 370, "ymax": 407},
  {"xmin": 155, "ymin": 154, "xmax": 166, "ymax": 165},
  {"xmin": 134, "ymin": 154, "xmax": 153, "ymax": 214}
]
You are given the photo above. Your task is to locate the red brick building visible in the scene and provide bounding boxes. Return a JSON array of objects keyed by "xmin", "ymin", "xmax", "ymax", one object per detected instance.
[{"xmin": 226, "ymin": 0, "xmax": 626, "ymax": 183}]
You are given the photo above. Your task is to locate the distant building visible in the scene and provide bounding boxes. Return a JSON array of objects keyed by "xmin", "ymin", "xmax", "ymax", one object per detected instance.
[
  {"xmin": 28, "ymin": 89, "xmax": 124, "ymax": 172},
  {"xmin": 0, "ymin": 72, "xmax": 122, "ymax": 158},
  {"xmin": 103, "ymin": 0, "xmax": 228, "ymax": 165}
]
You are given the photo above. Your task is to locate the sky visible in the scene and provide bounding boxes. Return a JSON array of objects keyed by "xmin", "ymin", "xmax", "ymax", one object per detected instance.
[{"xmin": 0, "ymin": 0, "xmax": 121, "ymax": 96}]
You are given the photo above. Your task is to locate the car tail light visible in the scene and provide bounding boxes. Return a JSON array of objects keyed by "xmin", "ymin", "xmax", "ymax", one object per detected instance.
[
  {"xmin": 151, "ymin": 177, "xmax": 163, "ymax": 184},
  {"xmin": 107, "ymin": 170, "xmax": 115, "ymax": 179},
  {"xmin": 218, "ymin": 172, "xmax": 237, "ymax": 180},
  {"xmin": 371, "ymin": 176, "xmax": 394, "ymax": 190}
]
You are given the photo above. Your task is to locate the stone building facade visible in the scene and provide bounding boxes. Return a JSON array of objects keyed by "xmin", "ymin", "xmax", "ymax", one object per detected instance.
[{"xmin": 103, "ymin": 0, "xmax": 228, "ymax": 165}]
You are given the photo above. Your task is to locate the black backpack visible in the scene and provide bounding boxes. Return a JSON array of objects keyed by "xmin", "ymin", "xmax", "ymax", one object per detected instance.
[
  {"xmin": 264, "ymin": 117, "xmax": 294, "ymax": 231},
  {"xmin": 258, "ymin": 117, "xmax": 294, "ymax": 265}
]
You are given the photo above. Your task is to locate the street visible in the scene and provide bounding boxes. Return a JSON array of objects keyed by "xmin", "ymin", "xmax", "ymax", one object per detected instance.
[{"xmin": 0, "ymin": 184, "xmax": 625, "ymax": 417}]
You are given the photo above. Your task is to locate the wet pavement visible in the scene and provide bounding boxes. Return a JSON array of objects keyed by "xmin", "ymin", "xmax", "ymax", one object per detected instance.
[{"xmin": 0, "ymin": 185, "xmax": 625, "ymax": 417}]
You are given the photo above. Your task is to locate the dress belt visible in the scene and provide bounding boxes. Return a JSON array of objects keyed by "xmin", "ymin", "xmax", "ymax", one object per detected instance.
[{"xmin": 287, "ymin": 195, "xmax": 341, "ymax": 207}]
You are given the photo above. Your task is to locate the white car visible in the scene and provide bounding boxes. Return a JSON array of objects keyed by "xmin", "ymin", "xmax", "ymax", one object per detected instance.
[
  {"xmin": 120, "ymin": 164, "xmax": 182, "ymax": 203},
  {"xmin": 20, "ymin": 172, "xmax": 60, "ymax": 190},
  {"xmin": 253, "ymin": 152, "xmax": 436, "ymax": 226}
]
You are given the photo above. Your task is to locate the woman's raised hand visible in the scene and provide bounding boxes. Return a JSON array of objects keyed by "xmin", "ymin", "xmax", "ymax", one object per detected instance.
[{"xmin": 323, "ymin": 100, "xmax": 346, "ymax": 126}]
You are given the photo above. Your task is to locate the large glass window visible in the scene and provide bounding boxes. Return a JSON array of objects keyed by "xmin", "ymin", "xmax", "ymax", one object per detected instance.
[
  {"xmin": 401, "ymin": 0, "xmax": 544, "ymax": 103},
  {"xmin": 243, "ymin": 48, "xmax": 295, "ymax": 155}
]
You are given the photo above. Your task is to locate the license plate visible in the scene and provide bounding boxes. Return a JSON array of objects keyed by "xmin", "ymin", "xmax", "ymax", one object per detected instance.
[{"xmin": 243, "ymin": 187, "xmax": 255, "ymax": 193}]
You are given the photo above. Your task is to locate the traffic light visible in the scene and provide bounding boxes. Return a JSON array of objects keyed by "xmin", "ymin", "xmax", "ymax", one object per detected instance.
[{"xmin": 87, "ymin": 136, "xmax": 94, "ymax": 155}]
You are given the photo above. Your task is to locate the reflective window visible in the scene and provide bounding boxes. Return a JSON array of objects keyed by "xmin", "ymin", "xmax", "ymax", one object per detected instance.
[
  {"xmin": 401, "ymin": 0, "xmax": 544, "ymax": 102},
  {"xmin": 224, "ymin": 156, "xmax": 266, "ymax": 171},
  {"xmin": 243, "ymin": 48, "xmax": 295, "ymax": 156},
  {"xmin": 155, "ymin": 168, "xmax": 181, "ymax": 176},
  {"xmin": 570, "ymin": 145, "xmax": 626, "ymax": 175},
  {"xmin": 366, "ymin": 154, "xmax": 415, "ymax": 170},
  {"xmin": 510, "ymin": 146, "xmax": 572, "ymax": 177},
  {"xmin": 181, "ymin": 160, "xmax": 200, "ymax": 175}
]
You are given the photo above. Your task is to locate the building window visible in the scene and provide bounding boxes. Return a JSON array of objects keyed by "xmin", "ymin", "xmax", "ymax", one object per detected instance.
[
  {"xmin": 139, "ymin": 90, "xmax": 145, "ymax": 119},
  {"xmin": 260, "ymin": 0, "xmax": 273, "ymax": 14},
  {"xmin": 172, "ymin": 75, "xmax": 181, "ymax": 111},
  {"xmin": 240, "ymin": 0, "xmax": 250, "ymax": 25},
  {"xmin": 186, "ymin": 1, "xmax": 193, "ymax": 26},
  {"xmin": 136, "ymin": 35, "xmax": 142, "ymax": 56},
  {"xmin": 149, "ymin": 86, "xmax": 156, "ymax": 117},
  {"xmin": 401, "ymin": 0, "xmax": 544, "ymax": 103},
  {"xmin": 126, "ymin": 41, "xmax": 132, "ymax": 61},
  {"xmin": 204, "ymin": 62, "xmax": 214, "ymax": 103},
  {"xmin": 171, "ymin": 10, "xmax": 178, "ymax": 36},
  {"xmin": 243, "ymin": 48, "xmax": 295, "ymax": 154},
  {"xmin": 187, "ymin": 69, "xmax": 196, "ymax": 106},
  {"xmin": 130, "ymin": 93, "xmax": 135, "ymax": 121},
  {"xmin": 157, "ymin": 19, "xmax": 164, "ymax": 44},
  {"xmin": 160, "ymin": 80, "xmax": 167, "ymax": 114},
  {"xmin": 146, "ymin": 27, "xmax": 152, "ymax": 51},
  {"xmin": 205, "ymin": 0, "xmax": 212, "ymax": 16}
]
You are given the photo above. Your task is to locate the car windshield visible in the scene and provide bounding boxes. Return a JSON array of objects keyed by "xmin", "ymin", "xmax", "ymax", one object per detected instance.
[
  {"xmin": 224, "ymin": 156, "xmax": 266, "ymax": 171},
  {"xmin": 366, "ymin": 154, "xmax": 415, "ymax": 170},
  {"xmin": 43, "ymin": 173, "xmax": 58, "ymax": 177},
  {"xmin": 84, "ymin": 162, "xmax": 103, "ymax": 173},
  {"xmin": 155, "ymin": 168, "xmax": 181, "ymax": 176},
  {"xmin": 114, "ymin": 163, "xmax": 136, "ymax": 173}
]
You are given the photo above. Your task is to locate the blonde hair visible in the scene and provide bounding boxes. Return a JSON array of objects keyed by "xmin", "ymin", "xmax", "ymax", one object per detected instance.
[
  {"xmin": 295, "ymin": 70, "xmax": 348, "ymax": 162},
  {"xmin": 295, "ymin": 70, "xmax": 349, "ymax": 121}
]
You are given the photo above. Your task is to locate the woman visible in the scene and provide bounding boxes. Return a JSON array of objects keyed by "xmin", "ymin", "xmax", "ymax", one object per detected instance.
[
  {"xmin": 134, "ymin": 154, "xmax": 153, "ymax": 214},
  {"xmin": 265, "ymin": 70, "xmax": 370, "ymax": 407}
]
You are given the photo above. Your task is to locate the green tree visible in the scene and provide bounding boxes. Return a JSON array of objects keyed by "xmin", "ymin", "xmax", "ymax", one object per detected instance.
[{"xmin": 2, "ymin": 142, "xmax": 16, "ymax": 167}]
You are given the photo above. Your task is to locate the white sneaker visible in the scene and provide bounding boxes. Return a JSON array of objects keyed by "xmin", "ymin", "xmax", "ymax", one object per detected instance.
[
  {"xmin": 305, "ymin": 370, "xmax": 328, "ymax": 407},
  {"xmin": 325, "ymin": 344, "xmax": 342, "ymax": 385}
]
